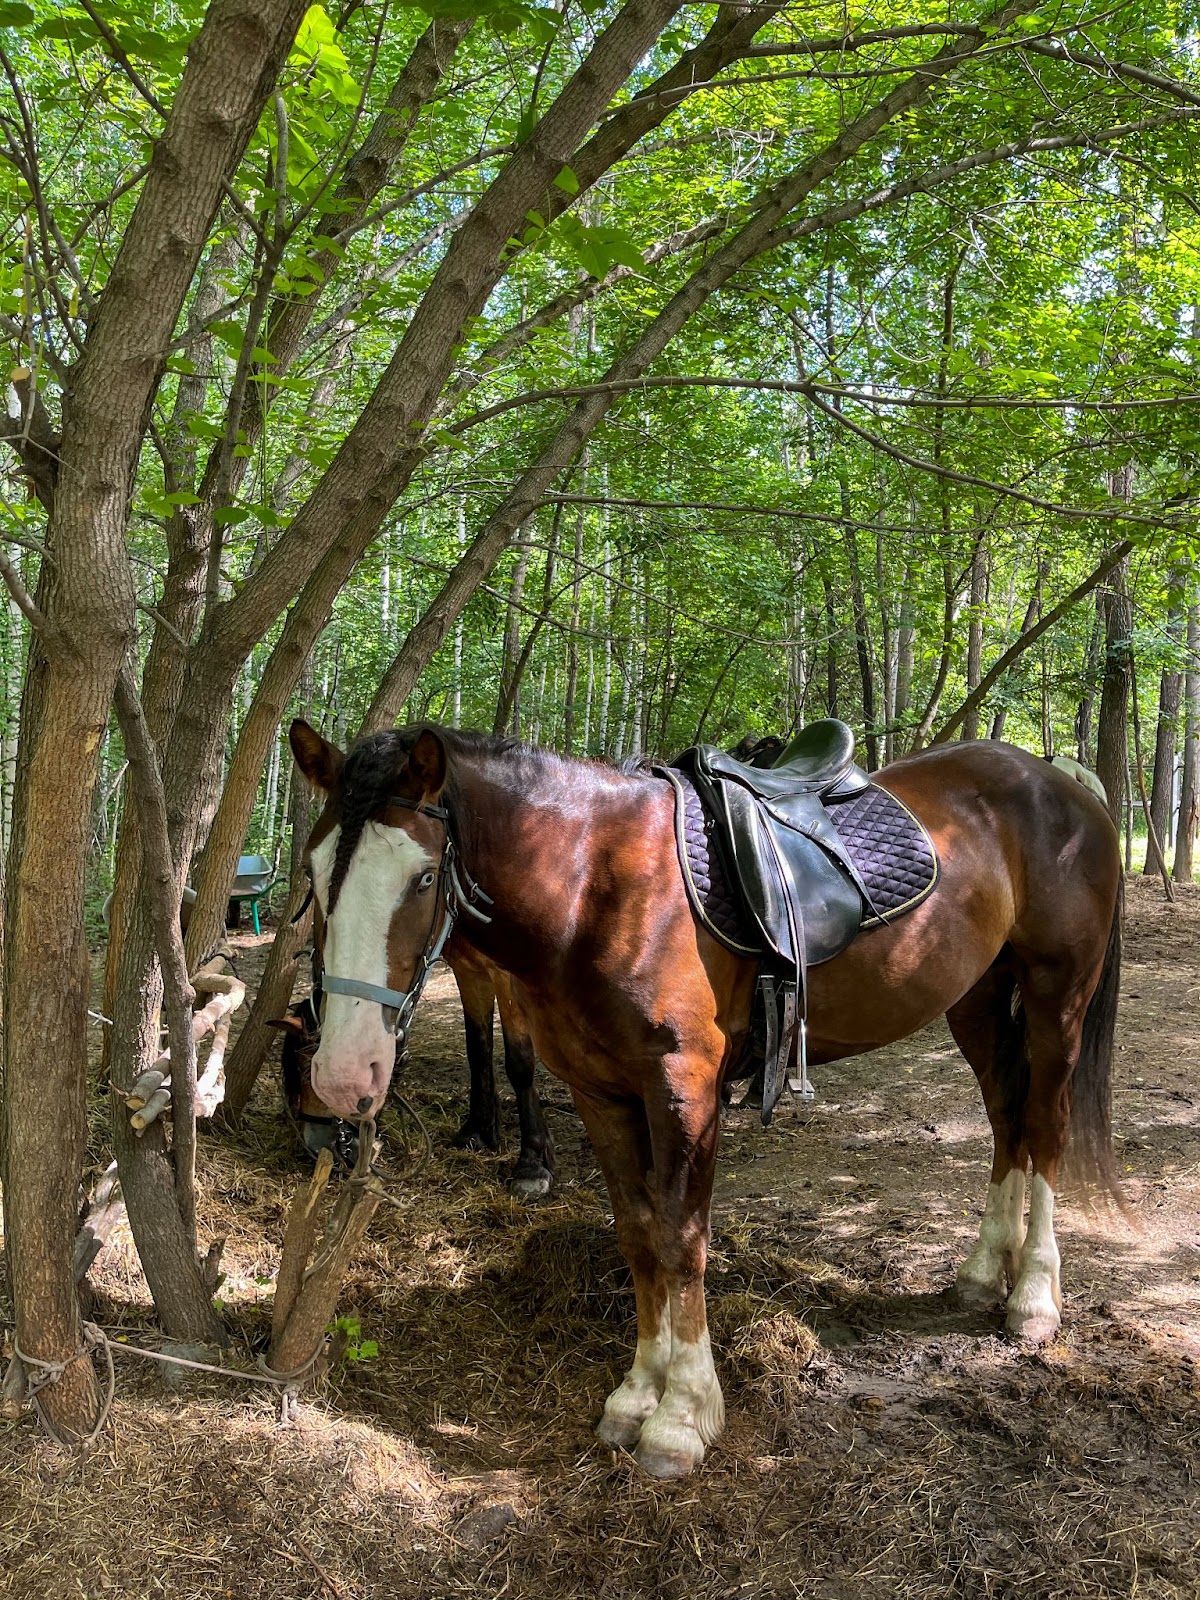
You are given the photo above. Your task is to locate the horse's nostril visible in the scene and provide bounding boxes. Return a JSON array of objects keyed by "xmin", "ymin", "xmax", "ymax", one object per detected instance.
[{"xmin": 356, "ymin": 1095, "xmax": 374, "ymax": 1114}]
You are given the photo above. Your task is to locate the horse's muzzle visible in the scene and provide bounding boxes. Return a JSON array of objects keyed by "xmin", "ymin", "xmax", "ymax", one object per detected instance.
[{"xmin": 310, "ymin": 1049, "xmax": 390, "ymax": 1119}]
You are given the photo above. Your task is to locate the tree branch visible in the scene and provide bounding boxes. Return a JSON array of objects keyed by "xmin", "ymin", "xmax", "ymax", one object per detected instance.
[
  {"xmin": 0, "ymin": 546, "xmax": 55, "ymax": 638},
  {"xmin": 932, "ymin": 543, "xmax": 1136, "ymax": 743},
  {"xmin": 113, "ymin": 663, "xmax": 199, "ymax": 1244}
]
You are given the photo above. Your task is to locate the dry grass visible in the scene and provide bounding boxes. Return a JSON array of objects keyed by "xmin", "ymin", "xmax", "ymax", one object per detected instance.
[{"xmin": 3, "ymin": 881, "xmax": 1200, "ymax": 1598}]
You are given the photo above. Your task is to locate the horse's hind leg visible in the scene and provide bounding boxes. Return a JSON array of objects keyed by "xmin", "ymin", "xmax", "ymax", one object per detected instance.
[
  {"xmin": 449, "ymin": 956, "xmax": 502, "ymax": 1152},
  {"xmin": 1001, "ymin": 958, "xmax": 1094, "ymax": 1343},
  {"xmin": 497, "ymin": 978, "xmax": 555, "ymax": 1199},
  {"xmin": 946, "ymin": 964, "xmax": 1029, "ymax": 1310}
]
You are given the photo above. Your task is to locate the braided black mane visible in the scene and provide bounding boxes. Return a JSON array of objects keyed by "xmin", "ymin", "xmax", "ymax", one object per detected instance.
[
  {"xmin": 326, "ymin": 732, "xmax": 406, "ymax": 915},
  {"xmin": 325, "ymin": 725, "xmax": 570, "ymax": 914}
]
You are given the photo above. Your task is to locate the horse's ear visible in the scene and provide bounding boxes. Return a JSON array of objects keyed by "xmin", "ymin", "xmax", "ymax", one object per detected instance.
[
  {"xmin": 289, "ymin": 719, "xmax": 344, "ymax": 794},
  {"xmin": 267, "ymin": 1016, "xmax": 307, "ymax": 1038},
  {"xmin": 400, "ymin": 729, "xmax": 447, "ymax": 803}
]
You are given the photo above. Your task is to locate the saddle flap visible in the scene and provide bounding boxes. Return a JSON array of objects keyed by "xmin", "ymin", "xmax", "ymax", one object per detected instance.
[{"xmin": 678, "ymin": 749, "xmax": 865, "ymax": 971}]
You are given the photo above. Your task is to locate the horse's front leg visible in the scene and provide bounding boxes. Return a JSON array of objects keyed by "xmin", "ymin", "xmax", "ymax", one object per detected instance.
[
  {"xmin": 632, "ymin": 1064, "xmax": 724, "ymax": 1479},
  {"xmin": 570, "ymin": 1089, "xmax": 670, "ymax": 1451}
]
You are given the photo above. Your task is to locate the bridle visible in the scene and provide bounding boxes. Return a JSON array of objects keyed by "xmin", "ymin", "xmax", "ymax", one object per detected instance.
[{"xmin": 316, "ymin": 793, "xmax": 492, "ymax": 1044}]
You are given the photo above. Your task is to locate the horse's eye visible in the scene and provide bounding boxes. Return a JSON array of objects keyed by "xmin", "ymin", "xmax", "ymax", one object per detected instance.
[{"xmin": 416, "ymin": 870, "xmax": 437, "ymax": 893}]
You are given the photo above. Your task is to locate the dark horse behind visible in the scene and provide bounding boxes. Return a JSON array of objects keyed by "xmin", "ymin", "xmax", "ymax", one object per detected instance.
[{"xmin": 289, "ymin": 720, "xmax": 1121, "ymax": 1478}]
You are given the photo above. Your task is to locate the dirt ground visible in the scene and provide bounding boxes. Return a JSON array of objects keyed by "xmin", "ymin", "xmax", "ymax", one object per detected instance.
[{"xmin": 2, "ymin": 873, "xmax": 1199, "ymax": 1600}]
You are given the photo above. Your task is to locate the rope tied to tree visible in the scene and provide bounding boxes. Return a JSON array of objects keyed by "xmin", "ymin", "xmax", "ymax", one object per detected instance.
[
  {"xmin": 11, "ymin": 1321, "xmax": 116, "ymax": 1451},
  {"xmin": 6, "ymin": 1318, "xmax": 329, "ymax": 1447},
  {"xmin": 8, "ymin": 1120, "xmax": 389, "ymax": 1449}
]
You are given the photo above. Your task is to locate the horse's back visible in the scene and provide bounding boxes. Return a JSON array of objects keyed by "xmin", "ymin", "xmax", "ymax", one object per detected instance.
[{"xmin": 877, "ymin": 740, "xmax": 1120, "ymax": 932}]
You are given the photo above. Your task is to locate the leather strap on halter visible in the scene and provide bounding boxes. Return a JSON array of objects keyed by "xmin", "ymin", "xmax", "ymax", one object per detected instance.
[
  {"xmin": 386, "ymin": 794, "xmax": 449, "ymax": 822},
  {"xmin": 319, "ymin": 796, "xmax": 489, "ymax": 1036}
]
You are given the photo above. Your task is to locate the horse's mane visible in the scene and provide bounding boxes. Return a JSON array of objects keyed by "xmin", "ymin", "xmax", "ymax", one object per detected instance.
[{"xmin": 328, "ymin": 725, "xmax": 649, "ymax": 910}]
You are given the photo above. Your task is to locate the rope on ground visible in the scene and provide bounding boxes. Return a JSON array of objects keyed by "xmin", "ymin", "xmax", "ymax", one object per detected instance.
[{"xmin": 5, "ymin": 1319, "xmax": 327, "ymax": 1448}]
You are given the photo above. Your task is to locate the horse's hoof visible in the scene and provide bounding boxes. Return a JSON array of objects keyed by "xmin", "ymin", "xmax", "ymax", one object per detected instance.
[
  {"xmin": 632, "ymin": 1383, "xmax": 721, "ymax": 1477},
  {"xmin": 633, "ymin": 1425, "xmax": 705, "ymax": 1479},
  {"xmin": 955, "ymin": 1270, "xmax": 1007, "ymax": 1312},
  {"xmin": 596, "ymin": 1410, "xmax": 645, "ymax": 1452},
  {"xmin": 1005, "ymin": 1306, "xmax": 1061, "ymax": 1345},
  {"xmin": 509, "ymin": 1167, "xmax": 552, "ymax": 1201},
  {"xmin": 452, "ymin": 1121, "xmax": 500, "ymax": 1154}
]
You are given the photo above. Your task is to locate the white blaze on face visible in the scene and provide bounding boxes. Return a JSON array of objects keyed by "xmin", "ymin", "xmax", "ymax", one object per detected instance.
[{"xmin": 310, "ymin": 820, "xmax": 433, "ymax": 1116}]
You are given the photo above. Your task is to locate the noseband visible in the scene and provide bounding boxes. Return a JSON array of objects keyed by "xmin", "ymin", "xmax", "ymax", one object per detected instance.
[{"xmin": 319, "ymin": 795, "xmax": 491, "ymax": 1041}]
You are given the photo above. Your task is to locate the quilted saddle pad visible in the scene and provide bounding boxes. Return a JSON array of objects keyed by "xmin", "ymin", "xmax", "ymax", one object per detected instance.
[{"xmin": 660, "ymin": 769, "xmax": 939, "ymax": 960}]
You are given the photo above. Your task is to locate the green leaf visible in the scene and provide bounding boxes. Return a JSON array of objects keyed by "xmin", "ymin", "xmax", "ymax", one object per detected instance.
[
  {"xmin": 552, "ymin": 165, "xmax": 580, "ymax": 196},
  {"xmin": 606, "ymin": 237, "xmax": 644, "ymax": 272},
  {"xmin": 0, "ymin": 3, "xmax": 35, "ymax": 24}
]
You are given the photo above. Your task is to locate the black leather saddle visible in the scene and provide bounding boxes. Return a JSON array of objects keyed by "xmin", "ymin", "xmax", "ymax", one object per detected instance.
[
  {"xmin": 674, "ymin": 721, "xmax": 877, "ymax": 977},
  {"xmin": 660, "ymin": 720, "xmax": 937, "ymax": 1124}
]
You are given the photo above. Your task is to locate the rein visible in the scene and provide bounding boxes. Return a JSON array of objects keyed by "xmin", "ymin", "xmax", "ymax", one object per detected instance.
[{"xmin": 319, "ymin": 792, "xmax": 492, "ymax": 1039}]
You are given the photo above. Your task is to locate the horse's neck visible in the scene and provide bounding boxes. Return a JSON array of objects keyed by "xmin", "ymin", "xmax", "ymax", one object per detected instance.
[{"xmin": 450, "ymin": 749, "xmax": 640, "ymax": 968}]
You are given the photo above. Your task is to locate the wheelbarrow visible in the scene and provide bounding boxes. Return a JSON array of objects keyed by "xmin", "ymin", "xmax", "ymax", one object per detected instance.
[{"xmin": 227, "ymin": 854, "xmax": 276, "ymax": 936}]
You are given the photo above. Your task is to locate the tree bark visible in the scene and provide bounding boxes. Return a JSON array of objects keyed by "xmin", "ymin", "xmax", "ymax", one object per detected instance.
[
  {"xmin": 1174, "ymin": 595, "xmax": 1200, "ymax": 883},
  {"xmin": 2, "ymin": 0, "xmax": 307, "ymax": 1433},
  {"xmin": 1143, "ymin": 563, "xmax": 1186, "ymax": 872},
  {"xmin": 961, "ymin": 538, "xmax": 988, "ymax": 739}
]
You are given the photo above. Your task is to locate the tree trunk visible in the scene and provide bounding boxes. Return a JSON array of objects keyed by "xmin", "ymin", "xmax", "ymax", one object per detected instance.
[
  {"xmin": 961, "ymin": 539, "xmax": 988, "ymax": 740},
  {"xmin": 1143, "ymin": 565, "xmax": 1186, "ymax": 872},
  {"xmin": 934, "ymin": 544, "xmax": 1131, "ymax": 747},
  {"xmin": 562, "ymin": 490, "xmax": 587, "ymax": 753},
  {"xmin": 598, "ymin": 542, "xmax": 614, "ymax": 752},
  {"xmin": 822, "ymin": 573, "xmax": 839, "ymax": 718},
  {"xmin": 1174, "ymin": 596, "xmax": 1200, "ymax": 883},
  {"xmin": 3, "ymin": 0, "xmax": 307, "ymax": 1426},
  {"xmin": 1095, "ymin": 517, "xmax": 1133, "ymax": 829},
  {"xmin": 909, "ymin": 563, "xmax": 957, "ymax": 750},
  {"xmin": 494, "ymin": 506, "xmax": 563, "ymax": 738},
  {"xmin": 2, "ymin": 637, "xmax": 123, "ymax": 1438},
  {"xmin": 223, "ymin": 658, "xmax": 315, "ymax": 1115},
  {"xmin": 1075, "ymin": 593, "xmax": 1105, "ymax": 765},
  {"xmin": 494, "ymin": 525, "xmax": 536, "ymax": 734}
]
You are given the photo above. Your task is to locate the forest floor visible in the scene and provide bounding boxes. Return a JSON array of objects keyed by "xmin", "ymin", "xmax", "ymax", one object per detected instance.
[{"xmin": 2, "ymin": 874, "xmax": 1200, "ymax": 1599}]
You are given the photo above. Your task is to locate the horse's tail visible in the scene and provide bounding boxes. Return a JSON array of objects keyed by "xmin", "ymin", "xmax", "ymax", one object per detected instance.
[{"xmin": 1065, "ymin": 884, "xmax": 1123, "ymax": 1199}]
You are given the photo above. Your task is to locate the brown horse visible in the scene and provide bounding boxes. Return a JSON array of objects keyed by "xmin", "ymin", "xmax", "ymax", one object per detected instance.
[{"xmin": 288, "ymin": 721, "xmax": 1122, "ymax": 1478}]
